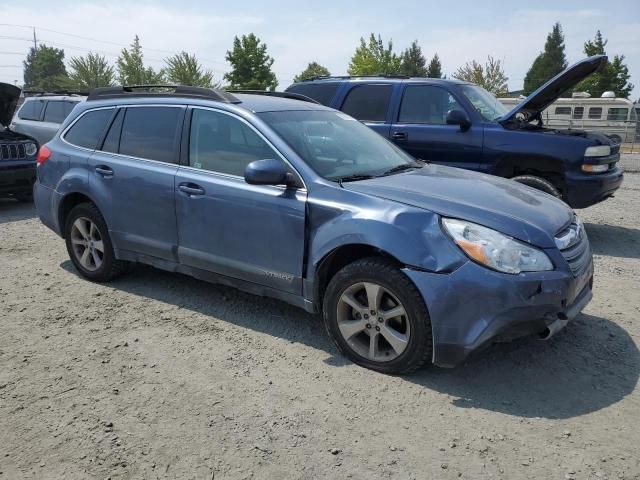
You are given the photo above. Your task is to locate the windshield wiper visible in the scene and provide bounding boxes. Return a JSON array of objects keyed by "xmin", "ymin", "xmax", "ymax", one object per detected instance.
[
  {"xmin": 381, "ymin": 162, "xmax": 423, "ymax": 176},
  {"xmin": 331, "ymin": 173, "xmax": 378, "ymax": 187}
]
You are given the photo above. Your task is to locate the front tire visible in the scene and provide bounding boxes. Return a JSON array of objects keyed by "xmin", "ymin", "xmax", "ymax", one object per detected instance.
[
  {"xmin": 511, "ymin": 175, "xmax": 561, "ymax": 198},
  {"xmin": 64, "ymin": 203, "xmax": 128, "ymax": 282},
  {"xmin": 322, "ymin": 257, "xmax": 432, "ymax": 374}
]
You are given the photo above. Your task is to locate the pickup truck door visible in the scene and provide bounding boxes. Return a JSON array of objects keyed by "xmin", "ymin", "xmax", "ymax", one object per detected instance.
[{"xmin": 390, "ymin": 84, "xmax": 483, "ymax": 170}]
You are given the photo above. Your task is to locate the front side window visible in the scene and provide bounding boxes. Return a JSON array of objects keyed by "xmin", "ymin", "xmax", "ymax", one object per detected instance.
[
  {"xmin": 189, "ymin": 109, "xmax": 278, "ymax": 176},
  {"xmin": 607, "ymin": 108, "xmax": 628, "ymax": 121},
  {"xmin": 573, "ymin": 107, "xmax": 584, "ymax": 119},
  {"xmin": 18, "ymin": 99, "xmax": 46, "ymax": 121},
  {"xmin": 588, "ymin": 107, "xmax": 602, "ymax": 119},
  {"xmin": 119, "ymin": 107, "xmax": 181, "ymax": 163},
  {"xmin": 64, "ymin": 108, "xmax": 113, "ymax": 149},
  {"xmin": 554, "ymin": 106, "xmax": 571, "ymax": 115},
  {"xmin": 259, "ymin": 110, "xmax": 416, "ymax": 181},
  {"xmin": 398, "ymin": 85, "xmax": 464, "ymax": 124},
  {"xmin": 341, "ymin": 84, "xmax": 392, "ymax": 122},
  {"xmin": 459, "ymin": 85, "xmax": 508, "ymax": 122}
]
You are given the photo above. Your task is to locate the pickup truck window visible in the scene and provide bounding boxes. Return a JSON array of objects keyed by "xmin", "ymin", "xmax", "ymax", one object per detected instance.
[
  {"xmin": 398, "ymin": 85, "xmax": 463, "ymax": 124},
  {"xmin": 459, "ymin": 85, "xmax": 508, "ymax": 122},
  {"xmin": 341, "ymin": 84, "xmax": 392, "ymax": 122}
]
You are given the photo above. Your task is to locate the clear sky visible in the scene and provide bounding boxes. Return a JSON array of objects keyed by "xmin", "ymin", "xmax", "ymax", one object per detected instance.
[{"xmin": 1, "ymin": 0, "xmax": 638, "ymax": 98}]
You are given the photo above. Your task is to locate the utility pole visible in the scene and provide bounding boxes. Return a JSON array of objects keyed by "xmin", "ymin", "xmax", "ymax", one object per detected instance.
[{"xmin": 33, "ymin": 27, "xmax": 37, "ymax": 50}]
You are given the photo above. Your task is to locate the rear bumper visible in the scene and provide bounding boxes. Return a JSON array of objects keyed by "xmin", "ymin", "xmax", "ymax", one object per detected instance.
[
  {"xmin": 0, "ymin": 161, "xmax": 36, "ymax": 196},
  {"xmin": 33, "ymin": 180, "xmax": 61, "ymax": 235},
  {"xmin": 564, "ymin": 167, "xmax": 623, "ymax": 208},
  {"xmin": 403, "ymin": 255, "xmax": 594, "ymax": 368}
]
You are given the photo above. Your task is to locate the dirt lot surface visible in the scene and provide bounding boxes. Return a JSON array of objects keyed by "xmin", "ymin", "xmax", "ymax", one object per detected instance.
[{"xmin": 1, "ymin": 175, "xmax": 639, "ymax": 480}]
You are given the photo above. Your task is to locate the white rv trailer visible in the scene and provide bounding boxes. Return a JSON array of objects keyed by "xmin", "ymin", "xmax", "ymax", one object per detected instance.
[{"xmin": 500, "ymin": 91, "xmax": 638, "ymax": 143}]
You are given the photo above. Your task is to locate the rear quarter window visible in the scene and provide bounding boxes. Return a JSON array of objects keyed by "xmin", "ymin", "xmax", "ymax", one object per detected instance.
[
  {"xmin": 64, "ymin": 108, "xmax": 114, "ymax": 149},
  {"xmin": 18, "ymin": 99, "xmax": 46, "ymax": 121},
  {"xmin": 286, "ymin": 83, "xmax": 340, "ymax": 106}
]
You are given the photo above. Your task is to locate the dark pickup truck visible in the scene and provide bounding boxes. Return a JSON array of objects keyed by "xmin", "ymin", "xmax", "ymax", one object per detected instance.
[{"xmin": 286, "ymin": 55, "xmax": 623, "ymax": 208}]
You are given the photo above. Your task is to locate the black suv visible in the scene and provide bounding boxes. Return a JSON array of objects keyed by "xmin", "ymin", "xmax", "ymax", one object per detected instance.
[{"xmin": 286, "ymin": 55, "xmax": 623, "ymax": 208}]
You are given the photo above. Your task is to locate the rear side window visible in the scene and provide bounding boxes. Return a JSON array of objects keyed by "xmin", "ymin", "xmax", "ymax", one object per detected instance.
[
  {"xmin": 588, "ymin": 107, "xmax": 602, "ymax": 119},
  {"xmin": 398, "ymin": 85, "xmax": 463, "ymax": 124},
  {"xmin": 64, "ymin": 108, "xmax": 113, "ymax": 149},
  {"xmin": 119, "ymin": 107, "xmax": 181, "ymax": 163},
  {"xmin": 341, "ymin": 84, "xmax": 392, "ymax": 122},
  {"xmin": 573, "ymin": 107, "xmax": 584, "ymax": 119},
  {"xmin": 286, "ymin": 83, "xmax": 339, "ymax": 105},
  {"xmin": 18, "ymin": 99, "xmax": 46, "ymax": 121},
  {"xmin": 554, "ymin": 106, "xmax": 571, "ymax": 115},
  {"xmin": 43, "ymin": 101, "xmax": 75, "ymax": 123}
]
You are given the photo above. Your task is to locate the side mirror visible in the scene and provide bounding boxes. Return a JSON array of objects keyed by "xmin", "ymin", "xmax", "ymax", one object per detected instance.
[
  {"xmin": 446, "ymin": 109, "xmax": 471, "ymax": 131},
  {"xmin": 244, "ymin": 159, "xmax": 299, "ymax": 188}
]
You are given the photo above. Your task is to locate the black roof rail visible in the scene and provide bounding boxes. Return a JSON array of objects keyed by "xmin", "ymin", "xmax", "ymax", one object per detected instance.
[
  {"xmin": 225, "ymin": 89, "xmax": 320, "ymax": 104},
  {"xmin": 23, "ymin": 90, "xmax": 89, "ymax": 97},
  {"xmin": 87, "ymin": 85, "xmax": 241, "ymax": 103},
  {"xmin": 301, "ymin": 74, "xmax": 411, "ymax": 82}
]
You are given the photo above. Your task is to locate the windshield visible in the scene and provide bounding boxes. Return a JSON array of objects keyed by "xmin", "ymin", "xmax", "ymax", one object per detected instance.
[
  {"xmin": 258, "ymin": 110, "xmax": 417, "ymax": 181},
  {"xmin": 459, "ymin": 85, "xmax": 509, "ymax": 122}
]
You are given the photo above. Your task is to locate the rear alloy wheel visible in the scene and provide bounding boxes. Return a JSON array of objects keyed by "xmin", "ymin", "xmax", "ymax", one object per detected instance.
[
  {"xmin": 69, "ymin": 217, "xmax": 105, "ymax": 272},
  {"xmin": 323, "ymin": 257, "xmax": 432, "ymax": 374},
  {"xmin": 511, "ymin": 175, "xmax": 561, "ymax": 198}
]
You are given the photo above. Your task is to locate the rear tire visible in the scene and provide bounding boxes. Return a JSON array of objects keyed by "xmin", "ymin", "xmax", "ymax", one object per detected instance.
[
  {"xmin": 64, "ymin": 203, "xmax": 128, "ymax": 282},
  {"xmin": 322, "ymin": 257, "xmax": 432, "ymax": 374},
  {"xmin": 511, "ymin": 175, "xmax": 561, "ymax": 198}
]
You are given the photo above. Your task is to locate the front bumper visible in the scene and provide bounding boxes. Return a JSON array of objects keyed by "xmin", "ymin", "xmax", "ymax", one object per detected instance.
[
  {"xmin": 403, "ymin": 255, "xmax": 594, "ymax": 368},
  {"xmin": 0, "ymin": 161, "xmax": 36, "ymax": 196},
  {"xmin": 564, "ymin": 167, "xmax": 623, "ymax": 208}
]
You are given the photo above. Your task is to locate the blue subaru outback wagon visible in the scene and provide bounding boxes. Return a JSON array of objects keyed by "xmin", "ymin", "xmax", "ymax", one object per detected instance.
[{"xmin": 34, "ymin": 85, "xmax": 593, "ymax": 373}]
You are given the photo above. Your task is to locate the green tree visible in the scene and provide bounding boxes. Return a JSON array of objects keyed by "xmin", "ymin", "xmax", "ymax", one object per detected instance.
[
  {"xmin": 453, "ymin": 56, "xmax": 508, "ymax": 95},
  {"xmin": 68, "ymin": 52, "xmax": 115, "ymax": 89},
  {"xmin": 224, "ymin": 33, "xmax": 278, "ymax": 90},
  {"xmin": 576, "ymin": 31, "xmax": 634, "ymax": 98},
  {"xmin": 523, "ymin": 23, "xmax": 568, "ymax": 94},
  {"xmin": 23, "ymin": 45, "xmax": 72, "ymax": 91},
  {"xmin": 165, "ymin": 51, "xmax": 215, "ymax": 87},
  {"xmin": 400, "ymin": 40, "xmax": 427, "ymax": 76},
  {"xmin": 116, "ymin": 35, "xmax": 164, "ymax": 85},
  {"xmin": 426, "ymin": 53, "xmax": 443, "ymax": 78},
  {"xmin": 293, "ymin": 62, "xmax": 331, "ymax": 82},
  {"xmin": 347, "ymin": 34, "xmax": 402, "ymax": 75}
]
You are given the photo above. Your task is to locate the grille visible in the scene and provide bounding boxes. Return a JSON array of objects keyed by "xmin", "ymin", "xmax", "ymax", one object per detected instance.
[
  {"xmin": 0, "ymin": 143, "xmax": 27, "ymax": 161},
  {"xmin": 556, "ymin": 218, "xmax": 591, "ymax": 276}
]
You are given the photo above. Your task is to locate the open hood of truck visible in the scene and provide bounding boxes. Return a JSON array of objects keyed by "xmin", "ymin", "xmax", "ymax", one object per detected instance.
[
  {"xmin": 499, "ymin": 55, "xmax": 607, "ymax": 125},
  {"xmin": 0, "ymin": 82, "xmax": 21, "ymax": 128}
]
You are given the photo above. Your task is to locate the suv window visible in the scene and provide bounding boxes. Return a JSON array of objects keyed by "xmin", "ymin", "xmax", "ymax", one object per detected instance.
[
  {"xmin": 18, "ymin": 99, "xmax": 46, "ymax": 121},
  {"xmin": 43, "ymin": 100, "xmax": 75, "ymax": 123},
  {"xmin": 189, "ymin": 108, "xmax": 278, "ymax": 177},
  {"xmin": 286, "ymin": 83, "xmax": 339, "ymax": 105},
  {"xmin": 399, "ymin": 85, "xmax": 463, "ymax": 124},
  {"xmin": 119, "ymin": 107, "xmax": 181, "ymax": 163},
  {"xmin": 341, "ymin": 84, "xmax": 392, "ymax": 122},
  {"xmin": 101, "ymin": 109, "xmax": 124, "ymax": 153},
  {"xmin": 64, "ymin": 108, "xmax": 113, "ymax": 149}
]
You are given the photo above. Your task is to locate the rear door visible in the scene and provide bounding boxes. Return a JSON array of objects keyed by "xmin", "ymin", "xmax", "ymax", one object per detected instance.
[
  {"xmin": 390, "ymin": 84, "xmax": 483, "ymax": 169},
  {"xmin": 87, "ymin": 105, "xmax": 183, "ymax": 261},
  {"xmin": 339, "ymin": 83, "xmax": 395, "ymax": 139}
]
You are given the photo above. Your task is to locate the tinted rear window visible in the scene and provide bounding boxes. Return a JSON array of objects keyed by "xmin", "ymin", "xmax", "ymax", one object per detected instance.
[
  {"xmin": 18, "ymin": 99, "xmax": 46, "ymax": 121},
  {"xmin": 43, "ymin": 101, "xmax": 76, "ymax": 123},
  {"xmin": 286, "ymin": 83, "xmax": 339, "ymax": 106},
  {"xmin": 341, "ymin": 84, "xmax": 392, "ymax": 122},
  {"xmin": 64, "ymin": 108, "xmax": 113, "ymax": 149},
  {"xmin": 119, "ymin": 107, "xmax": 181, "ymax": 163}
]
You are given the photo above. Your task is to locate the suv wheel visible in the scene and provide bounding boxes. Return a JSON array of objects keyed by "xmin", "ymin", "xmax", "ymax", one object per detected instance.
[
  {"xmin": 64, "ymin": 203, "xmax": 128, "ymax": 282},
  {"xmin": 322, "ymin": 257, "xmax": 432, "ymax": 374},
  {"xmin": 511, "ymin": 175, "xmax": 561, "ymax": 198}
]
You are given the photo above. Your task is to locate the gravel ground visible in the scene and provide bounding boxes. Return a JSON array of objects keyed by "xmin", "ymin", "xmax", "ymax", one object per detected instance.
[{"xmin": 1, "ymin": 175, "xmax": 639, "ymax": 480}]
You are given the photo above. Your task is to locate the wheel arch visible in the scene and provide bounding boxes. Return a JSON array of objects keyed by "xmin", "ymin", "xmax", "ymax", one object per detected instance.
[
  {"xmin": 494, "ymin": 155, "xmax": 566, "ymax": 190},
  {"xmin": 58, "ymin": 191, "xmax": 99, "ymax": 237}
]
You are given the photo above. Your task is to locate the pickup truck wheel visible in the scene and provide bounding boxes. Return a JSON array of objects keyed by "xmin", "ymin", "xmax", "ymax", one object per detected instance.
[
  {"xmin": 64, "ymin": 203, "xmax": 129, "ymax": 282},
  {"xmin": 511, "ymin": 175, "xmax": 561, "ymax": 198},
  {"xmin": 323, "ymin": 257, "xmax": 432, "ymax": 374}
]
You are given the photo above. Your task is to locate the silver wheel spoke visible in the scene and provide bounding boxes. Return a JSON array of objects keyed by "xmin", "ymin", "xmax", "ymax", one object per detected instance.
[
  {"xmin": 93, "ymin": 240, "xmax": 104, "ymax": 253},
  {"xmin": 381, "ymin": 304, "xmax": 406, "ymax": 321},
  {"xmin": 74, "ymin": 218, "xmax": 89, "ymax": 239},
  {"xmin": 380, "ymin": 325, "xmax": 409, "ymax": 355},
  {"xmin": 364, "ymin": 282, "xmax": 383, "ymax": 312},
  {"xmin": 71, "ymin": 238, "xmax": 85, "ymax": 246},
  {"xmin": 368, "ymin": 331, "xmax": 379, "ymax": 359},
  {"xmin": 338, "ymin": 319, "xmax": 367, "ymax": 340},
  {"xmin": 80, "ymin": 248, "xmax": 91, "ymax": 268},
  {"xmin": 341, "ymin": 292, "xmax": 366, "ymax": 313},
  {"xmin": 89, "ymin": 222, "xmax": 97, "ymax": 239},
  {"xmin": 91, "ymin": 250, "xmax": 101, "ymax": 268}
]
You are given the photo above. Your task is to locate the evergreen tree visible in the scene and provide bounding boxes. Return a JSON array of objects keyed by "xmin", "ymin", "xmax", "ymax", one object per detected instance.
[
  {"xmin": 293, "ymin": 62, "xmax": 331, "ymax": 82},
  {"xmin": 523, "ymin": 23, "xmax": 568, "ymax": 94},
  {"xmin": 347, "ymin": 34, "xmax": 402, "ymax": 75},
  {"xmin": 23, "ymin": 45, "xmax": 72, "ymax": 91},
  {"xmin": 116, "ymin": 35, "xmax": 164, "ymax": 85},
  {"xmin": 400, "ymin": 40, "xmax": 427, "ymax": 77},
  {"xmin": 68, "ymin": 52, "xmax": 115, "ymax": 89},
  {"xmin": 165, "ymin": 52, "xmax": 215, "ymax": 87},
  {"xmin": 224, "ymin": 34, "xmax": 278, "ymax": 90},
  {"xmin": 426, "ymin": 53, "xmax": 443, "ymax": 78}
]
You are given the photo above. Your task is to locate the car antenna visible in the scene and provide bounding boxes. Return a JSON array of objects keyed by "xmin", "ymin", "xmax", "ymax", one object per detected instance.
[{"xmin": 337, "ymin": 178, "xmax": 344, "ymax": 188}]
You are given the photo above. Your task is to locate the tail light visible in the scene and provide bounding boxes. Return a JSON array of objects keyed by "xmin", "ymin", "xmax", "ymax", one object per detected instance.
[{"xmin": 36, "ymin": 145, "xmax": 52, "ymax": 166}]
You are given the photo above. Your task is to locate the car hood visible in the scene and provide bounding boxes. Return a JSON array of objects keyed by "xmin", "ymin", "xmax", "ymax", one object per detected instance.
[
  {"xmin": 499, "ymin": 55, "xmax": 607, "ymax": 124},
  {"xmin": 0, "ymin": 82, "xmax": 21, "ymax": 128},
  {"xmin": 344, "ymin": 164, "xmax": 573, "ymax": 248}
]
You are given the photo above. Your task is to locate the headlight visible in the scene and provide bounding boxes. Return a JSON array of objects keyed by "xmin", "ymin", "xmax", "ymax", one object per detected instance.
[
  {"xmin": 24, "ymin": 142, "xmax": 37, "ymax": 157},
  {"xmin": 585, "ymin": 145, "xmax": 611, "ymax": 157},
  {"xmin": 442, "ymin": 218, "xmax": 553, "ymax": 274}
]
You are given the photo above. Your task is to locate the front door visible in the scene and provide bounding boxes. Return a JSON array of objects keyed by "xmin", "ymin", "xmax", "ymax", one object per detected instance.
[
  {"xmin": 175, "ymin": 107, "xmax": 306, "ymax": 294},
  {"xmin": 390, "ymin": 84, "xmax": 483, "ymax": 169}
]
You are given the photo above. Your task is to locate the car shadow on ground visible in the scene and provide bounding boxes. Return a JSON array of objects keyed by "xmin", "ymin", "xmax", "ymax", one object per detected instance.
[
  {"xmin": 0, "ymin": 199, "xmax": 36, "ymax": 225},
  {"xmin": 61, "ymin": 261, "xmax": 639, "ymax": 420},
  {"xmin": 585, "ymin": 222, "xmax": 640, "ymax": 259}
]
